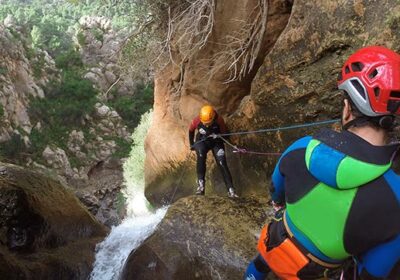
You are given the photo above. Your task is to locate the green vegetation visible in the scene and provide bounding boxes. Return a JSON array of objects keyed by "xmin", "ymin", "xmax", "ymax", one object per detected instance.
[
  {"xmin": 28, "ymin": 50, "xmax": 98, "ymax": 160},
  {"xmin": 0, "ymin": 104, "xmax": 4, "ymax": 119},
  {"xmin": 107, "ymin": 83, "xmax": 154, "ymax": 130},
  {"xmin": 0, "ymin": 0, "xmax": 150, "ymax": 56},
  {"xmin": 0, "ymin": 67, "xmax": 7, "ymax": 75},
  {"xmin": 0, "ymin": 133, "xmax": 26, "ymax": 163},
  {"xmin": 0, "ymin": 0, "xmax": 158, "ymax": 165}
]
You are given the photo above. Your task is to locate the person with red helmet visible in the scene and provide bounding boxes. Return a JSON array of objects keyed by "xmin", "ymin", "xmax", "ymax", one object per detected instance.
[
  {"xmin": 189, "ymin": 105, "xmax": 238, "ymax": 197},
  {"xmin": 244, "ymin": 46, "xmax": 400, "ymax": 280}
]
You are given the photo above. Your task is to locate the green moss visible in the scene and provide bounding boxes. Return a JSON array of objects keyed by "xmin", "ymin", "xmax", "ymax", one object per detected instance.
[
  {"xmin": 0, "ymin": 104, "xmax": 4, "ymax": 118},
  {"xmin": 115, "ymin": 191, "xmax": 127, "ymax": 215},
  {"xmin": 77, "ymin": 31, "xmax": 86, "ymax": 46},
  {"xmin": 0, "ymin": 134, "xmax": 26, "ymax": 164},
  {"xmin": 0, "ymin": 67, "xmax": 8, "ymax": 75},
  {"xmin": 32, "ymin": 53, "xmax": 45, "ymax": 79}
]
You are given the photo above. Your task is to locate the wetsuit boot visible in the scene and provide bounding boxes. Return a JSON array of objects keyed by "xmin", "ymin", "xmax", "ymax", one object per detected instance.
[
  {"xmin": 196, "ymin": 179, "xmax": 205, "ymax": 195},
  {"xmin": 228, "ymin": 187, "xmax": 239, "ymax": 198}
]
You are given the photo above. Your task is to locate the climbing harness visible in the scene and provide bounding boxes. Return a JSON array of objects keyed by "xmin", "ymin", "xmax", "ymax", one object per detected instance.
[{"xmin": 191, "ymin": 119, "xmax": 340, "ymax": 156}]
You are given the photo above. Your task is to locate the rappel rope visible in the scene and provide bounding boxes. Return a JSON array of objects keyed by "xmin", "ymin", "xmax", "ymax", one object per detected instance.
[
  {"xmin": 217, "ymin": 118, "xmax": 340, "ymax": 137},
  {"xmin": 218, "ymin": 135, "xmax": 282, "ymax": 156},
  {"xmin": 191, "ymin": 119, "xmax": 340, "ymax": 156}
]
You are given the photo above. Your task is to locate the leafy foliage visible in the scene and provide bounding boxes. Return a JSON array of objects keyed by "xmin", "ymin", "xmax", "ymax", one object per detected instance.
[
  {"xmin": 28, "ymin": 50, "xmax": 98, "ymax": 161},
  {"xmin": 0, "ymin": 104, "xmax": 4, "ymax": 119},
  {"xmin": 0, "ymin": 134, "xmax": 26, "ymax": 163},
  {"xmin": 0, "ymin": 0, "xmax": 149, "ymax": 56},
  {"xmin": 0, "ymin": 0, "xmax": 158, "ymax": 164},
  {"xmin": 107, "ymin": 83, "xmax": 154, "ymax": 130}
]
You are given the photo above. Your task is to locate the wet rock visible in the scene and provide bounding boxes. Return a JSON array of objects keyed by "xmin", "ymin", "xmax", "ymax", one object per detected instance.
[
  {"xmin": 0, "ymin": 162, "xmax": 107, "ymax": 280},
  {"xmin": 121, "ymin": 195, "xmax": 277, "ymax": 280}
]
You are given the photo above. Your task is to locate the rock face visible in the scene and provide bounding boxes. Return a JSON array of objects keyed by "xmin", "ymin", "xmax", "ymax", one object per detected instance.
[
  {"xmin": 0, "ymin": 20, "xmax": 131, "ymax": 226},
  {"xmin": 145, "ymin": 0, "xmax": 293, "ymax": 206},
  {"xmin": 77, "ymin": 16, "xmax": 136, "ymax": 97},
  {"xmin": 0, "ymin": 23, "xmax": 58, "ymax": 141},
  {"xmin": 120, "ymin": 195, "xmax": 277, "ymax": 280},
  {"xmin": 145, "ymin": 0, "xmax": 400, "ymax": 206},
  {"xmin": 0, "ymin": 162, "xmax": 107, "ymax": 280}
]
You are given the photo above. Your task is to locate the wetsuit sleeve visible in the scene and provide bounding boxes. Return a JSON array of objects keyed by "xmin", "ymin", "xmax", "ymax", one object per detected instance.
[
  {"xmin": 189, "ymin": 117, "xmax": 200, "ymax": 146},
  {"xmin": 357, "ymin": 234, "xmax": 400, "ymax": 279},
  {"xmin": 270, "ymin": 136, "xmax": 313, "ymax": 204}
]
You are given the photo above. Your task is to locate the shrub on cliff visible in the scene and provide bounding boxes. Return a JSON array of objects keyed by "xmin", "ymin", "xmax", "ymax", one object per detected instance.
[
  {"xmin": 107, "ymin": 83, "xmax": 153, "ymax": 130},
  {"xmin": 28, "ymin": 50, "xmax": 98, "ymax": 159}
]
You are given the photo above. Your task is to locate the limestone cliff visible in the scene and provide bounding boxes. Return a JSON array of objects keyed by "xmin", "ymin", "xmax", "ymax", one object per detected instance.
[
  {"xmin": 0, "ymin": 24, "xmax": 57, "ymax": 141},
  {"xmin": 0, "ymin": 19, "xmax": 131, "ymax": 226},
  {"xmin": 145, "ymin": 0, "xmax": 400, "ymax": 206}
]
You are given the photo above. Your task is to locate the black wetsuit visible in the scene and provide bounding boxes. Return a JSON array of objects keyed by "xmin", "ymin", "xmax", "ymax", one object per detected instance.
[{"xmin": 188, "ymin": 114, "xmax": 234, "ymax": 190}]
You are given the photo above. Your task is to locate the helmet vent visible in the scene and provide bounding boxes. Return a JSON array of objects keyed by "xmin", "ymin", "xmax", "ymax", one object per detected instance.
[
  {"xmin": 387, "ymin": 100, "xmax": 400, "ymax": 114},
  {"xmin": 351, "ymin": 62, "xmax": 364, "ymax": 72},
  {"xmin": 390, "ymin": 91, "xmax": 400, "ymax": 99},
  {"xmin": 374, "ymin": 87, "xmax": 380, "ymax": 98},
  {"xmin": 368, "ymin": 68, "xmax": 378, "ymax": 79},
  {"xmin": 345, "ymin": 65, "xmax": 350, "ymax": 74},
  {"xmin": 350, "ymin": 79, "xmax": 366, "ymax": 100}
]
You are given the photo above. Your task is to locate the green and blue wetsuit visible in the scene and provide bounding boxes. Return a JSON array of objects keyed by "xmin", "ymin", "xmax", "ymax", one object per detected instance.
[{"xmin": 271, "ymin": 129, "xmax": 400, "ymax": 278}]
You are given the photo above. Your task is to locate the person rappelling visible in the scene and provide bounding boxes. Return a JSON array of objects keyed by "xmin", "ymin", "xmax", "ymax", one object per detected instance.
[
  {"xmin": 244, "ymin": 46, "xmax": 400, "ymax": 279},
  {"xmin": 188, "ymin": 105, "xmax": 239, "ymax": 198}
]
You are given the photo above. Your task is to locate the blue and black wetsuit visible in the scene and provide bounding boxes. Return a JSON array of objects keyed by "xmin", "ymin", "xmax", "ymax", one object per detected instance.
[{"xmin": 246, "ymin": 129, "xmax": 400, "ymax": 279}]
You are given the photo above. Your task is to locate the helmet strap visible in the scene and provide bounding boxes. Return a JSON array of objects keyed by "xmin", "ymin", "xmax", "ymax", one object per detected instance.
[
  {"xmin": 342, "ymin": 115, "xmax": 395, "ymax": 131},
  {"xmin": 342, "ymin": 117, "xmax": 368, "ymax": 131}
]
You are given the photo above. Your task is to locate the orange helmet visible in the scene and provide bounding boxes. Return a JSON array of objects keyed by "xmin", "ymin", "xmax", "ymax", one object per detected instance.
[{"xmin": 199, "ymin": 105, "xmax": 215, "ymax": 125}]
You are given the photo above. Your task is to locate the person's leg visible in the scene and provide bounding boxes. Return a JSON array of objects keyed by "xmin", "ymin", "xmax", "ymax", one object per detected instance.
[
  {"xmin": 195, "ymin": 142, "xmax": 208, "ymax": 195},
  {"xmin": 211, "ymin": 143, "xmax": 236, "ymax": 196},
  {"xmin": 244, "ymin": 254, "xmax": 271, "ymax": 280}
]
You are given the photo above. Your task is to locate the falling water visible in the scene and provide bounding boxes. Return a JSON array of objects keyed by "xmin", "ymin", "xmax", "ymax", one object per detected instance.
[{"xmin": 90, "ymin": 111, "xmax": 168, "ymax": 280}]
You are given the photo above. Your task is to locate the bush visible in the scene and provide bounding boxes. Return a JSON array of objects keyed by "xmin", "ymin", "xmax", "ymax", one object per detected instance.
[
  {"xmin": 55, "ymin": 49, "xmax": 83, "ymax": 70},
  {"xmin": 107, "ymin": 83, "xmax": 154, "ymax": 130},
  {"xmin": 0, "ymin": 104, "xmax": 4, "ymax": 119},
  {"xmin": 0, "ymin": 134, "xmax": 26, "ymax": 163},
  {"xmin": 28, "ymin": 51, "xmax": 98, "ymax": 154}
]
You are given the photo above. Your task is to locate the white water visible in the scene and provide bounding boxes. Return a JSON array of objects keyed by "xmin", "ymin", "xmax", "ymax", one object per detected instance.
[{"xmin": 90, "ymin": 111, "xmax": 168, "ymax": 280}]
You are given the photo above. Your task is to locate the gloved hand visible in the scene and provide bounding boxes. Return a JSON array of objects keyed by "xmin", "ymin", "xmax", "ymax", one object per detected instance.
[
  {"xmin": 271, "ymin": 201, "xmax": 285, "ymax": 220},
  {"xmin": 190, "ymin": 144, "xmax": 196, "ymax": 151},
  {"xmin": 210, "ymin": 133, "xmax": 218, "ymax": 139}
]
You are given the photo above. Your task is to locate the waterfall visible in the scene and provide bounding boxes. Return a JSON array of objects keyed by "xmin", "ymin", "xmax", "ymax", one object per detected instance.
[{"xmin": 90, "ymin": 110, "xmax": 168, "ymax": 280}]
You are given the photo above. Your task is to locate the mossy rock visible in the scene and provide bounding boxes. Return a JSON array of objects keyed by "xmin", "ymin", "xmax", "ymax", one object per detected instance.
[
  {"xmin": 121, "ymin": 195, "xmax": 278, "ymax": 280},
  {"xmin": 0, "ymin": 162, "xmax": 107, "ymax": 280}
]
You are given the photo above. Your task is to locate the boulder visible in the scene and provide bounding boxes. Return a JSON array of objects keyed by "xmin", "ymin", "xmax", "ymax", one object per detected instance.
[
  {"xmin": 120, "ymin": 195, "xmax": 277, "ymax": 280},
  {"xmin": 0, "ymin": 162, "xmax": 107, "ymax": 280}
]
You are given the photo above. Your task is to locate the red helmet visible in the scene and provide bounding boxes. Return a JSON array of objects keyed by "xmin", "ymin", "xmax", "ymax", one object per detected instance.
[{"xmin": 337, "ymin": 46, "xmax": 400, "ymax": 116}]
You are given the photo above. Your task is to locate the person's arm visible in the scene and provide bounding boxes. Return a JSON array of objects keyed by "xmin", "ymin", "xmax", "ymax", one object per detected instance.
[
  {"xmin": 270, "ymin": 136, "xmax": 313, "ymax": 205},
  {"xmin": 189, "ymin": 117, "xmax": 200, "ymax": 149},
  {"xmin": 356, "ymin": 234, "xmax": 400, "ymax": 279}
]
